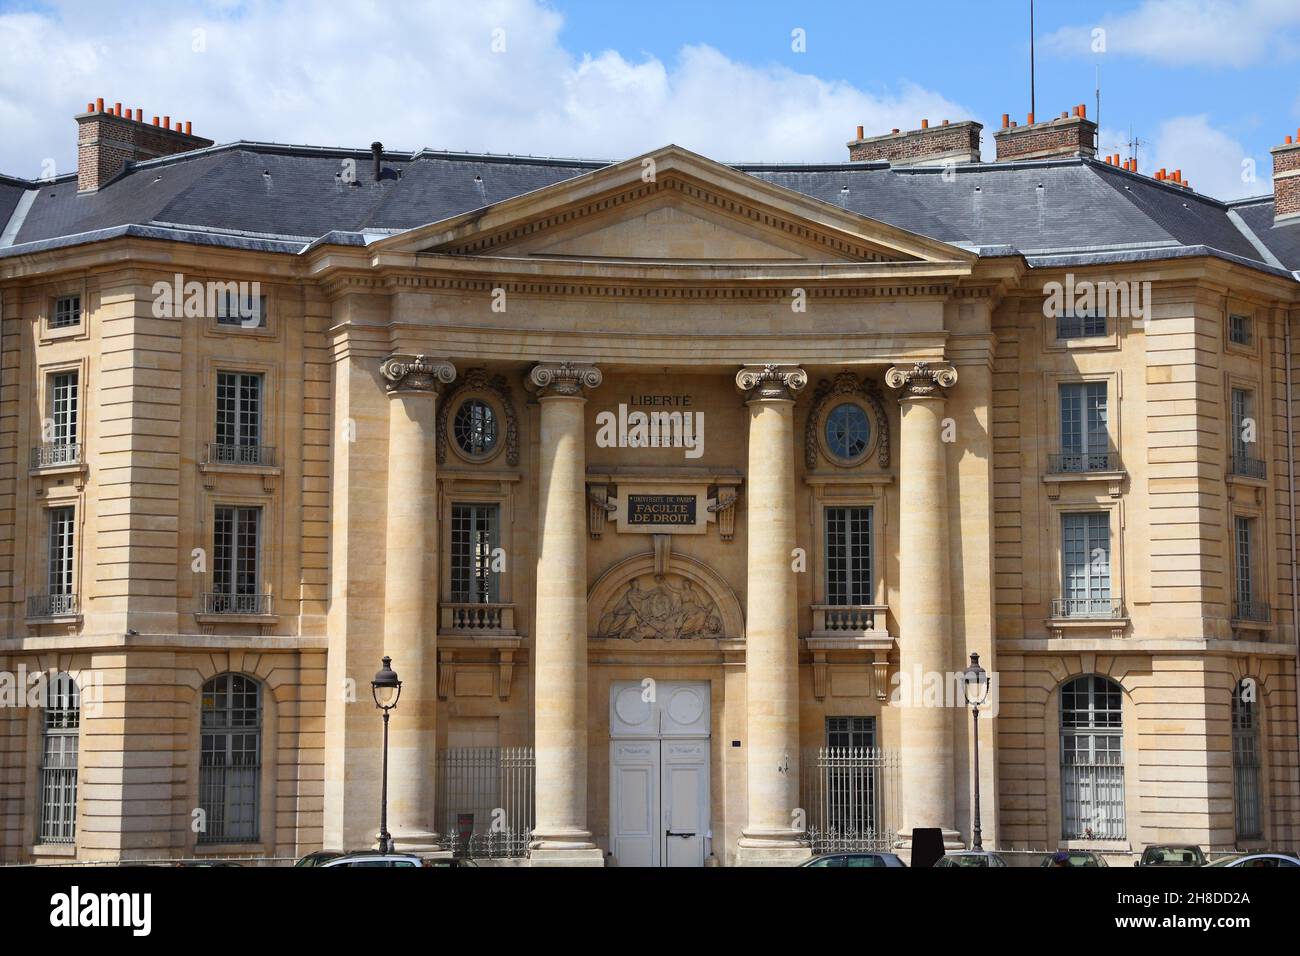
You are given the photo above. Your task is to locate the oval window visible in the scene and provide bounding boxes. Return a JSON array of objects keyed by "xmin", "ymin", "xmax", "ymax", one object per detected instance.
[
  {"xmin": 825, "ymin": 402, "xmax": 871, "ymax": 462},
  {"xmin": 453, "ymin": 399, "xmax": 498, "ymax": 457}
]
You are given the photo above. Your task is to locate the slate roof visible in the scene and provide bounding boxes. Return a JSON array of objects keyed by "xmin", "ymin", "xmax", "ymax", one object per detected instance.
[{"xmin": 1, "ymin": 141, "xmax": 1297, "ymax": 281}]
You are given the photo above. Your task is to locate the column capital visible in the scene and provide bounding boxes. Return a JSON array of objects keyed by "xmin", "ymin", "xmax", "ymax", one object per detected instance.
[
  {"xmin": 736, "ymin": 364, "xmax": 808, "ymax": 402},
  {"xmin": 885, "ymin": 361, "xmax": 957, "ymax": 401},
  {"xmin": 528, "ymin": 361, "xmax": 602, "ymax": 398},
  {"xmin": 380, "ymin": 354, "xmax": 457, "ymax": 394}
]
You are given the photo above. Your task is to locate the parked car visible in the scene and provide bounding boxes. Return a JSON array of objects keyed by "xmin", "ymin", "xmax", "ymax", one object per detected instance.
[
  {"xmin": 1135, "ymin": 844, "xmax": 1205, "ymax": 867},
  {"xmin": 800, "ymin": 852, "xmax": 906, "ymax": 868},
  {"xmin": 1205, "ymin": 853, "xmax": 1300, "ymax": 868},
  {"xmin": 318, "ymin": 852, "xmax": 425, "ymax": 868},
  {"xmin": 1040, "ymin": 850, "xmax": 1109, "ymax": 867},
  {"xmin": 935, "ymin": 851, "xmax": 1008, "ymax": 867},
  {"xmin": 295, "ymin": 850, "xmax": 344, "ymax": 867}
]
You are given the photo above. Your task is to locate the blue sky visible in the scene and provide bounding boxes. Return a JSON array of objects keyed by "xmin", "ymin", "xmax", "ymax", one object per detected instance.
[{"xmin": 1, "ymin": 0, "xmax": 1297, "ymax": 199}]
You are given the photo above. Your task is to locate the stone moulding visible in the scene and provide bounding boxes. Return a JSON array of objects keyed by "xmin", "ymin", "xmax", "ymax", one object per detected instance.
[
  {"xmin": 735, "ymin": 363, "xmax": 808, "ymax": 402},
  {"xmin": 884, "ymin": 360, "xmax": 957, "ymax": 400},
  {"xmin": 804, "ymin": 371, "xmax": 890, "ymax": 469},
  {"xmin": 528, "ymin": 361, "xmax": 603, "ymax": 397},
  {"xmin": 436, "ymin": 368, "xmax": 521, "ymax": 466},
  {"xmin": 379, "ymin": 354, "xmax": 457, "ymax": 393}
]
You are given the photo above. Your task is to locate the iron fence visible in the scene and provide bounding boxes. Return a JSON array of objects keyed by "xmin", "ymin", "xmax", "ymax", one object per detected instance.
[
  {"xmin": 801, "ymin": 747, "xmax": 901, "ymax": 853},
  {"xmin": 435, "ymin": 747, "xmax": 534, "ymax": 859}
]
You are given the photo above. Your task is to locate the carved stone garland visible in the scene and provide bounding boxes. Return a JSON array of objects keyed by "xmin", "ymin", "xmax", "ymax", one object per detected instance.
[
  {"xmin": 436, "ymin": 368, "xmax": 521, "ymax": 466},
  {"xmin": 804, "ymin": 372, "xmax": 891, "ymax": 469}
]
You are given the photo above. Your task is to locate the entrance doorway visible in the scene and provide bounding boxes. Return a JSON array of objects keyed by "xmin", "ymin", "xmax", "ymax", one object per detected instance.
[{"xmin": 608, "ymin": 680, "xmax": 710, "ymax": 867}]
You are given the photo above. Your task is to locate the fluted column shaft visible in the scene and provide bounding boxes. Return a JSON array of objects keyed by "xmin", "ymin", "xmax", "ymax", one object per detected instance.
[
  {"xmin": 529, "ymin": 362, "xmax": 604, "ymax": 865},
  {"xmin": 887, "ymin": 361, "xmax": 960, "ymax": 845},
  {"xmin": 735, "ymin": 364, "xmax": 810, "ymax": 865},
  {"xmin": 379, "ymin": 355, "xmax": 456, "ymax": 852}
]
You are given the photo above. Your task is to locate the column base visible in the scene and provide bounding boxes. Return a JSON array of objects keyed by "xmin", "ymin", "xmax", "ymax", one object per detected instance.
[
  {"xmin": 735, "ymin": 828, "xmax": 813, "ymax": 866},
  {"xmin": 528, "ymin": 846, "xmax": 607, "ymax": 867},
  {"xmin": 386, "ymin": 829, "xmax": 444, "ymax": 855},
  {"xmin": 895, "ymin": 828, "xmax": 966, "ymax": 850}
]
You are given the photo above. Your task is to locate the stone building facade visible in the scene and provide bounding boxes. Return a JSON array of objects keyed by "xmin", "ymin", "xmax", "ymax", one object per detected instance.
[{"xmin": 0, "ymin": 104, "xmax": 1298, "ymax": 865}]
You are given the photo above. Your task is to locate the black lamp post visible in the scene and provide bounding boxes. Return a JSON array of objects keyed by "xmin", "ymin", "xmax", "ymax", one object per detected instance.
[
  {"xmin": 962, "ymin": 652, "xmax": 990, "ymax": 851},
  {"xmin": 371, "ymin": 655, "xmax": 402, "ymax": 854}
]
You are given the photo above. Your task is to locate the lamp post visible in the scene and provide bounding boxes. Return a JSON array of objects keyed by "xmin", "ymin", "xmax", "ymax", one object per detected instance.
[
  {"xmin": 962, "ymin": 652, "xmax": 990, "ymax": 851},
  {"xmin": 371, "ymin": 655, "xmax": 402, "ymax": 854}
]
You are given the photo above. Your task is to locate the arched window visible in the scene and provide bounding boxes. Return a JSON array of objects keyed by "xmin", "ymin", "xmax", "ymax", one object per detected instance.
[
  {"xmin": 1060, "ymin": 676, "xmax": 1125, "ymax": 839},
  {"xmin": 199, "ymin": 674, "xmax": 261, "ymax": 843},
  {"xmin": 1232, "ymin": 681, "xmax": 1262, "ymax": 840},
  {"xmin": 40, "ymin": 673, "xmax": 79, "ymax": 844}
]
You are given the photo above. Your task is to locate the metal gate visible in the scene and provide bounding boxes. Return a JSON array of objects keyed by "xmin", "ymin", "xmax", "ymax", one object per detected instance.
[
  {"xmin": 435, "ymin": 747, "xmax": 534, "ymax": 858},
  {"xmin": 801, "ymin": 747, "xmax": 901, "ymax": 853}
]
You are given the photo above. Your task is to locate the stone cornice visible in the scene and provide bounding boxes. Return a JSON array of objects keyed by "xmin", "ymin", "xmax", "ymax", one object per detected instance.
[
  {"xmin": 528, "ymin": 361, "xmax": 603, "ymax": 397},
  {"xmin": 736, "ymin": 363, "xmax": 808, "ymax": 402},
  {"xmin": 885, "ymin": 361, "xmax": 958, "ymax": 400},
  {"xmin": 379, "ymin": 354, "xmax": 457, "ymax": 393}
]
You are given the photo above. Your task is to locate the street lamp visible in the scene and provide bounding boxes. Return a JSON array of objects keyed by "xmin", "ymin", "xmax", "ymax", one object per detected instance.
[
  {"xmin": 962, "ymin": 652, "xmax": 990, "ymax": 851},
  {"xmin": 371, "ymin": 655, "xmax": 402, "ymax": 855}
]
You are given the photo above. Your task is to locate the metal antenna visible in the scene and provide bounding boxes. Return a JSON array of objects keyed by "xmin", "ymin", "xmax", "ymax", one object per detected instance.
[
  {"xmin": 1095, "ymin": 63, "xmax": 1101, "ymax": 132},
  {"xmin": 1030, "ymin": 0, "xmax": 1037, "ymax": 118}
]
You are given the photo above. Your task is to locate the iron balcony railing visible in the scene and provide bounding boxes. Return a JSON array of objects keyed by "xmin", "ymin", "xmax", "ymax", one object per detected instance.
[
  {"xmin": 202, "ymin": 592, "xmax": 272, "ymax": 615},
  {"xmin": 1230, "ymin": 447, "xmax": 1266, "ymax": 479},
  {"xmin": 205, "ymin": 443, "xmax": 276, "ymax": 467},
  {"xmin": 800, "ymin": 747, "xmax": 901, "ymax": 854},
  {"xmin": 1051, "ymin": 597, "xmax": 1124, "ymax": 620},
  {"xmin": 435, "ymin": 747, "xmax": 534, "ymax": 859},
  {"xmin": 1233, "ymin": 600, "xmax": 1271, "ymax": 624},
  {"xmin": 27, "ymin": 593, "xmax": 78, "ymax": 618},
  {"xmin": 1048, "ymin": 450, "xmax": 1119, "ymax": 474},
  {"xmin": 30, "ymin": 443, "xmax": 82, "ymax": 469}
]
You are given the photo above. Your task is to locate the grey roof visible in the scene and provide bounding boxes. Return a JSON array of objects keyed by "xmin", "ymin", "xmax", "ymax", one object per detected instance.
[{"xmin": 1, "ymin": 140, "xmax": 1298, "ymax": 281}]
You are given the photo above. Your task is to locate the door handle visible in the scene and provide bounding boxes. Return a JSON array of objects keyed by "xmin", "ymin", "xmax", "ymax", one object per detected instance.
[{"xmin": 666, "ymin": 830, "xmax": 696, "ymax": 838}]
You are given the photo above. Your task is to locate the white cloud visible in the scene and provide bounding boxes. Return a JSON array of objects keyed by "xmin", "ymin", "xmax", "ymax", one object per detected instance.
[
  {"xmin": 1044, "ymin": 0, "xmax": 1300, "ymax": 68},
  {"xmin": 0, "ymin": 0, "xmax": 974, "ymax": 180},
  {"xmin": 1149, "ymin": 115, "xmax": 1262, "ymax": 199}
]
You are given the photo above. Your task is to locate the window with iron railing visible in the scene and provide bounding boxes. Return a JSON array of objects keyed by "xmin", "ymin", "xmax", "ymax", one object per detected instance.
[
  {"xmin": 1061, "ymin": 676, "xmax": 1125, "ymax": 840},
  {"xmin": 32, "ymin": 371, "xmax": 82, "ymax": 469},
  {"xmin": 1054, "ymin": 382, "xmax": 1113, "ymax": 473},
  {"xmin": 1232, "ymin": 681, "xmax": 1261, "ymax": 839},
  {"xmin": 1230, "ymin": 387, "xmax": 1265, "ymax": 478},
  {"xmin": 199, "ymin": 674, "xmax": 261, "ymax": 844},
  {"xmin": 1059, "ymin": 513, "xmax": 1112, "ymax": 618},
  {"xmin": 45, "ymin": 506, "xmax": 75, "ymax": 607},
  {"xmin": 451, "ymin": 503, "xmax": 500, "ymax": 603},
  {"xmin": 211, "ymin": 506, "xmax": 262, "ymax": 612},
  {"xmin": 39, "ymin": 672, "xmax": 80, "ymax": 844},
  {"xmin": 211, "ymin": 372, "xmax": 270, "ymax": 465},
  {"xmin": 1232, "ymin": 516, "xmax": 1269, "ymax": 623}
]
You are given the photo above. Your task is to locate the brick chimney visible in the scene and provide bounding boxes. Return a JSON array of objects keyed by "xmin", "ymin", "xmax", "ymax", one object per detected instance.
[
  {"xmin": 847, "ymin": 119, "xmax": 982, "ymax": 166},
  {"xmin": 76, "ymin": 99, "xmax": 214, "ymax": 192},
  {"xmin": 1270, "ymin": 129, "xmax": 1300, "ymax": 225},
  {"xmin": 994, "ymin": 105, "xmax": 1097, "ymax": 162}
]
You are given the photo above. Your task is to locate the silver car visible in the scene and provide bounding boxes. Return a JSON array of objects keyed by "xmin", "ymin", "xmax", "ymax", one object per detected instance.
[{"xmin": 1205, "ymin": 853, "xmax": 1300, "ymax": 867}]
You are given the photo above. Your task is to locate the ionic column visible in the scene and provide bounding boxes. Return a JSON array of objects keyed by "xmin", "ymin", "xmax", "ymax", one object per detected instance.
[
  {"xmin": 885, "ymin": 360, "xmax": 962, "ymax": 847},
  {"xmin": 379, "ymin": 354, "xmax": 456, "ymax": 853},
  {"xmin": 528, "ymin": 361, "xmax": 605, "ymax": 866},
  {"xmin": 735, "ymin": 364, "xmax": 811, "ymax": 866}
]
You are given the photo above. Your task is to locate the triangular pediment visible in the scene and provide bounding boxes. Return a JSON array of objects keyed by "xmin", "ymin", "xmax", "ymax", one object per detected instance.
[{"xmin": 372, "ymin": 145, "xmax": 974, "ymax": 266}]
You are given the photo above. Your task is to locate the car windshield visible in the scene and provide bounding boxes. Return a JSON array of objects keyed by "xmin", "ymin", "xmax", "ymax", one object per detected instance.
[
  {"xmin": 1144, "ymin": 847, "xmax": 1201, "ymax": 865},
  {"xmin": 946, "ymin": 855, "xmax": 990, "ymax": 866}
]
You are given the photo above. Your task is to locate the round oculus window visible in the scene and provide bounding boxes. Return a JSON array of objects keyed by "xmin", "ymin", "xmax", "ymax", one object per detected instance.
[
  {"xmin": 825, "ymin": 402, "xmax": 871, "ymax": 461},
  {"xmin": 453, "ymin": 399, "xmax": 498, "ymax": 457}
]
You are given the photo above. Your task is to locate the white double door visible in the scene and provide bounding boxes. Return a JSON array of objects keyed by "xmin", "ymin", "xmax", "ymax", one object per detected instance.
[{"xmin": 609, "ymin": 680, "xmax": 710, "ymax": 868}]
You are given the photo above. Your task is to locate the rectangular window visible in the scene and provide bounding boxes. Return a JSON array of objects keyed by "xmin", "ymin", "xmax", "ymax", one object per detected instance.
[
  {"xmin": 50, "ymin": 371, "xmax": 79, "ymax": 446},
  {"xmin": 1229, "ymin": 387, "xmax": 1264, "ymax": 478},
  {"xmin": 1235, "ymin": 514, "xmax": 1254, "ymax": 610},
  {"xmin": 215, "ymin": 291, "xmax": 268, "ymax": 328},
  {"xmin": 1229, "ymin": 313, "xmax": 1253, "ymax": 346},
  {"xmin": 825, "ymin": 506, "xmax": 872, "ymax": 605},
  {"xmin": 1058, "ymin": 382, "xmax": 1109, "ymax": 471},
  {"xmin": 1056, "ymin": 304, "xmax": 1107, "ymax": 339},
  {"xmin": 39, "ymin": 679, "xmax": 80, "ymax": 844},
  {"xmin": 214, "ymin": 372, "xmax": 263, "ymax": 462},
  {"xmin": 47, "ymin": 506, "xmax": 75, "ymax": 597},
  {"xmin": 1061, "ymin": 512, "xmax": 1111, "ymax": 617},
  {"xmin": 820, "ymin": 717, "xmax": 880, "ymax": 844},
  {"xmin": 213, "ymin": 506, "xmax": 261, "ymax": 604},
  {"xmin": 52, "ymin": 295, "xmax": 81, "ymax": 329},
  {"xmin": 451, "ymin": 504, "xmax": 500, "ymax": 603}
]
